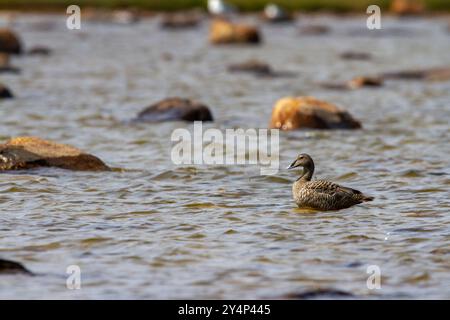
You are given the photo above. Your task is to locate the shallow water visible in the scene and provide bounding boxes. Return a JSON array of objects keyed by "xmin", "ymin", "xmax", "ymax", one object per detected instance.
[{"xmin": 0, "ymin": 13, "xmax": 449, "ymax": 299}]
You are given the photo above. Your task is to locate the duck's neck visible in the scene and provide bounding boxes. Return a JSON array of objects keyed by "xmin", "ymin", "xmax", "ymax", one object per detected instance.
[{"xmin": 298, "ymin": 163, "xmax": 314, "ymax": 182}]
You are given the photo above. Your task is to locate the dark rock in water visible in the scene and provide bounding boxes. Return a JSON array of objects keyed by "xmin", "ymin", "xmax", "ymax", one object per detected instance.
[
  {"xmin": 228, "ymin": 60, "xmax": 296, "ymax": 78},
  {"xmin": 160, "ymin": 12, "xmax": 202, "ymax": 29},
  {"xmin": 0, "ymin": 137, "xmax": 110, "ymax": 171},
  {"xmin": 0, "ymin": 53, "xmax": 20, "ymax": 74},
  {"xmin": 320, "ymin": 76, "xmax": 383, "ymax": 90},
  {"xmin": 209, "ymin": 19, "xmax": 261, "ymax": 45},
  {"xmin": 228, "ymin": 60, "xmax": 273, "ymax": 76},
  {"xmin": 27, "ymin": 46, "xmax": 52, "ymax": 56},
  {"xmin": 348, "ymin": 76, "xmax": 383, "ymax": 88},
  {"xmin": 0, "ymin": 28, "xmax": 22, "ymax": 54},
  {"xmin": 340, "ymin": 51, "xmax": 372, "ymax": 61},
  {"xmin": 0, "ymin": 83, "xmax": 13, "ymax": 98},
  {"xmin": 281, "ymin": 289, "xmax": 354, "ymax": 299},
  {"xmin": 298, "ymin": 25, "xmax": 330, "ymax": 36},
  {"xmin": 135, "ymin": 98, "xmax": 213, "ymax": 122},
  {"xmin": 381, "ymin": 67, "xmax": 450, "ymax": 81},
  {"xmin": 0, "ymin": 258, "xmax": 33, "ymax": 275},
  {"xmin": 269, "ymin": 96, "xmax": 361, "ymax": 130}
]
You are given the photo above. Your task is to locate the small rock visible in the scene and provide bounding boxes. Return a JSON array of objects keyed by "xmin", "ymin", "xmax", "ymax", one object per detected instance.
[
  {"xmin": 269, "ymin": 96, "xmax": 361, "ymax": 130},
  {"xmin": 27, "ymin": 46, "xmax": 52, "ymax": 56},
  {"xmin": 160, "ymin": 12, "xmax": 202, "ymax": 29},
  {"xmin": 381, "ymin": 66, "xmax": 450, "ymax": 81},
  {"xmin": 228, "ymin": 60, "xmax": 296, "ymax": 78},
  {"xmin": 281, "ymin": 289, "xmax": 354, "ymax": 299},
  {"xmin": 0, "ymin": 137, "xmax": 110, "ymax": 171},
  {"xmin": 0, "ymin": 83, "xmax": 13, "ymax": 98},
  {"xmin": 135, "ymin": 98, "xmax": 213, "ymax": 122},
  {"xmin": 347, "ymin": 76, "xmax": 383, "ymax": 88},
  {"xmin": 0, "ymin": 28, "xmax": 22, "ymax": 54},
  {"xmin": 209, "ymin": 19, "xmax": 261, "ymax": 45},
  {"xmin": 228, "ymin": 60, "xmax": 273, "ymax": 76},
  {"xmin": 298, "ymin": 25, "xmax": 330, "ymax": 36},
  {"xmin": 320, "ymin": 76, "xmax": 382, "ymax": 90},
  {"xmin": 0, "ymin": 258, "xmax": 33, "ymax": 275},
  {"xmin": 340, "ymin": 51, "xmax": 372, "ymax": 61},
  {"xmin": 390, "ymin": 0, "xmax": 425, "ymax": 15}
]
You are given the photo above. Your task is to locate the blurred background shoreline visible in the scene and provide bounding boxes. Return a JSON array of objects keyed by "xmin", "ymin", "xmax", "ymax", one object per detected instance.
[{"xmin": 0, "ymin": 0, "xmax": 449, "ymax": 13}]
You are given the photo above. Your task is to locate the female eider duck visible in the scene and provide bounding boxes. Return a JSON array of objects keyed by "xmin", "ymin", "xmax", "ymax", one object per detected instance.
[{"xmin": 288, "ymin": 154, "xmax": 373, "ymax": 211}]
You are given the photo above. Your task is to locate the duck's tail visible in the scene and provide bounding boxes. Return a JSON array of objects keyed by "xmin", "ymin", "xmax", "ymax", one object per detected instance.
[{"xmin": 362, "ymin": 195, "xmax": 374, "ymax": 202}]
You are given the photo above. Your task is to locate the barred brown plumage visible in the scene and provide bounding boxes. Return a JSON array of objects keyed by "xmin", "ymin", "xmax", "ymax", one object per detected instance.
[{"xmin": 288, "ymin": 154, "xmax": 374, "ymax": 210}]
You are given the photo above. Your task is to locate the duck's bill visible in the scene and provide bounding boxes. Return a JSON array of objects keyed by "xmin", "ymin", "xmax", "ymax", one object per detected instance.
[{"xmin": 287, "ymin": 160, "xmax": 298, "ymax": 170}]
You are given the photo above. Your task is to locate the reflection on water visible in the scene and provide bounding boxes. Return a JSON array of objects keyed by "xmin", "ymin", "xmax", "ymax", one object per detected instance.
[{"xmin": 0, "ymin": 14, "xmax": 449, "ymax": 299}]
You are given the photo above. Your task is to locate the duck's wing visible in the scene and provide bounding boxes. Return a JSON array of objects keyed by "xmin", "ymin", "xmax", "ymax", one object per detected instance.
[{"xmin": 304, "ymin": 180, "xmax": 365, "ymax": 204}]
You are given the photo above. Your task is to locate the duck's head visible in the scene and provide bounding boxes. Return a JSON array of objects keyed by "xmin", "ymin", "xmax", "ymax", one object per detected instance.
[{"xmin": 287, "ymin": 153, "xmax": 314, "ymax": 170}]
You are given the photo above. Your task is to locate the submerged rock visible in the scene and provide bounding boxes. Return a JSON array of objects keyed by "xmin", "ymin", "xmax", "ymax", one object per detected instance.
[
  {"xmin": 269, "ymin": 96, "xmax": 361, "ymax": 130},
  {"xmin": 0, "ymin": 137, "xmax": 110, "ymax": 171},
  {"xmin": 135, "ymin": 98, "xmax": 213, "ymax": 122},
  {"xmin": 390, "ymin": 0, "xmax": 425, "ymax": 15},
  {"xmin": 0, "ymin": 28, "xmax": 22, "ymax": 54},
  {"xmin": 347, "ymin": 76, "xmax": 383, "ymax": 88},
  {"xmin": 281, "ymin": 289, "xmax": 354, "ymax": 299},
  {"xmin": 227, "ymin": 59, "xmax": 296, "ymax": 78},
  {"xmin": 340, "ymin": 51, "xmax": 372, "ymax": 61},
  {"xmin": 321, "ymin": 76, "xmax": 383, "ymax": 90},
  {"xmin": 381, "ymin": 66, "xmax": 450, "ymax": 81},
  {"xmin": 0, "ymin": 258, "xmax": 33, "ymax": 276},
  {"xmin": 209, "ymin": 19, "xmax": 261, "ymax": 45},
  {"xmin": 27, "ymin": 46, "xmax": 52, "ymax": 56},
  {"xmin": 298, "ymin": 25, "xmax": 330, "ymax": 36},
  {"xmin": 228, "ymin": 60, "xmax": 273, "ymax": 76},
  {"xmin": 160, "ymin": 12, "xmax": 202, "ymax": 29},
  {"xmin": 0, "ymin": 83, "xmax": 13, "ymax": 98}
]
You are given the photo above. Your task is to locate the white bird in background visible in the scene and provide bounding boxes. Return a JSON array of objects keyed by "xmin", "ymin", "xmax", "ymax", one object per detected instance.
[
  {"xmin": 207, "ymin": 0, "xmax": 237, "ymax": 16},
  {"xmin": 263, "ymin": 3, "xmax": 291, "ymax": 22},
  {"xmin": 264, "ymin": 4, "xmax": 284, "ymax": 20}
]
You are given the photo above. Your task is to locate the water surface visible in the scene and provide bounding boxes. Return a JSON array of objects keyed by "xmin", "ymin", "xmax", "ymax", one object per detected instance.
[{"xmin": 0, "ymin": 13, "xmax": 449, "ymax": 299}]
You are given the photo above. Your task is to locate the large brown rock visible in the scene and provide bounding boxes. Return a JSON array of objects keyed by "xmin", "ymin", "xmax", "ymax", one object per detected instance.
[
  {"xmin": 390, "ymin": 0, "xmax": 424, "ymax": 15},
  {"xmin": 135, "ymin": 98, "xmax": 213, "ymax": 122},
  {"xmin": 0, "ymin": 137, "xmax": 110, "ymax": 171},
  {"xmin": 209, "ymin": 19, "xmax": 261, "ymax": 45},
  {"xmin": 0, "ymin": 28, "xmax": 22, "ymax": 54},
  {"xmin": 269, "ymin": 96, "xmax": 361, "ymax": 130},
  {"xmin": 0, "ymin": 83, "xmax": 13, "ymax": 98}
]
